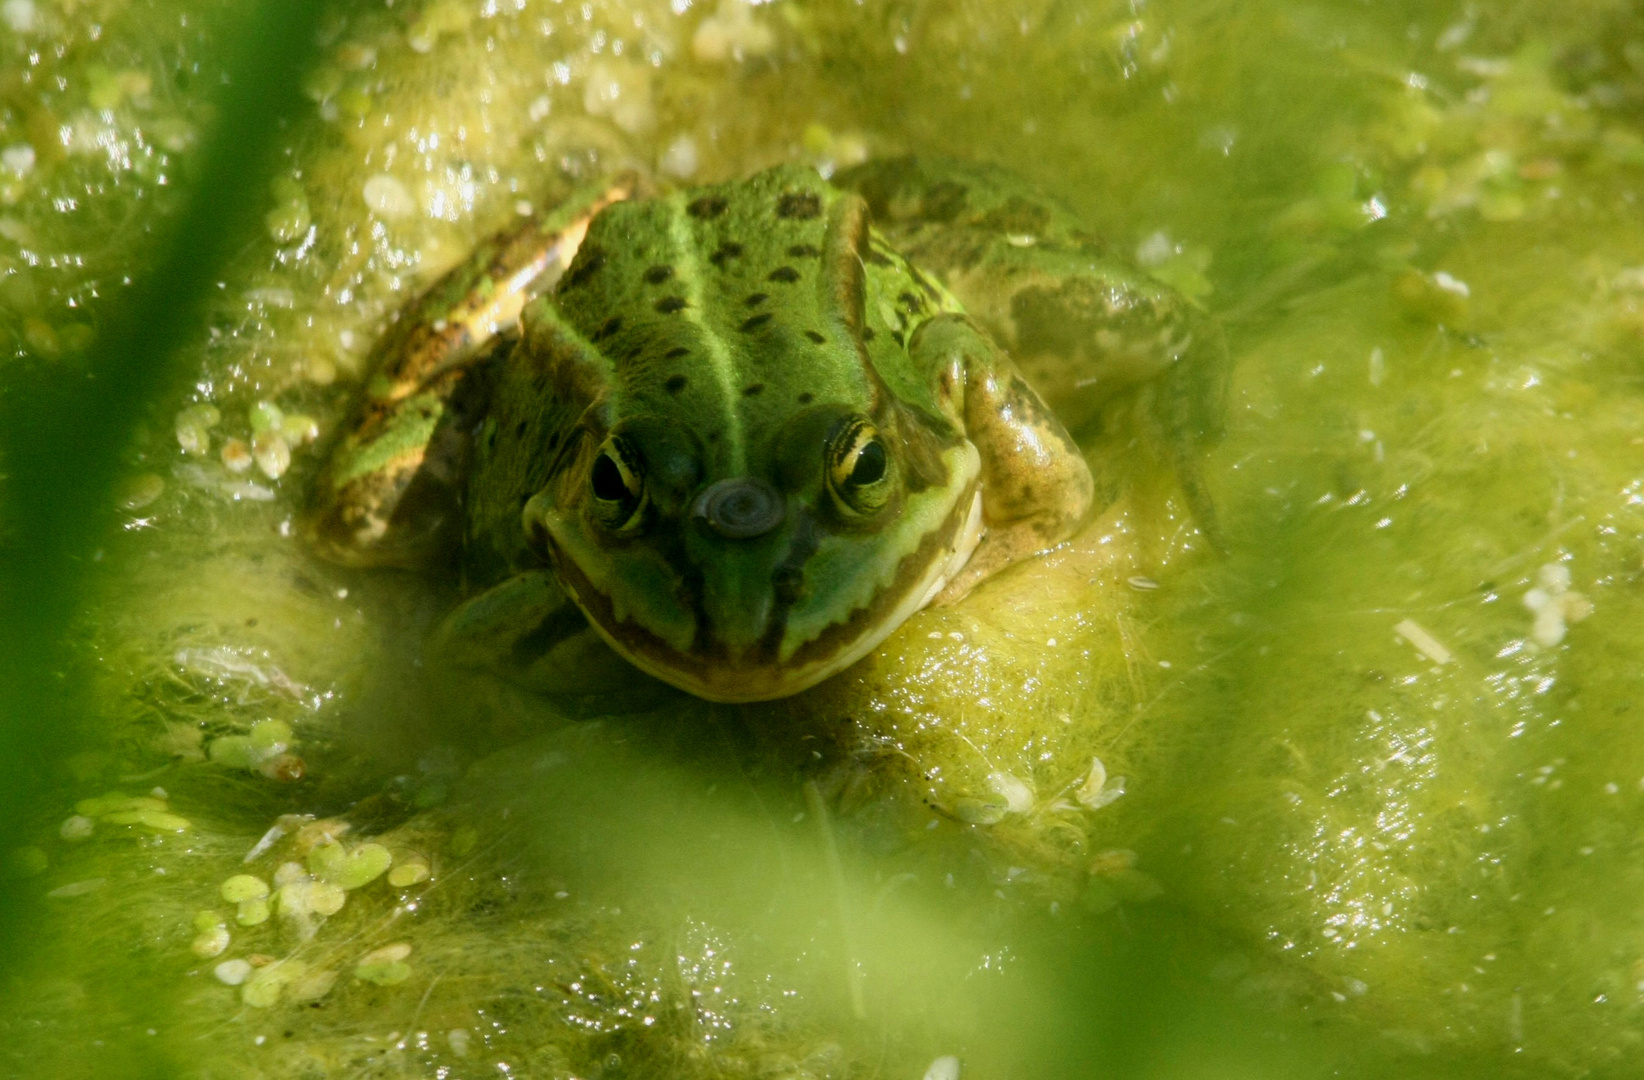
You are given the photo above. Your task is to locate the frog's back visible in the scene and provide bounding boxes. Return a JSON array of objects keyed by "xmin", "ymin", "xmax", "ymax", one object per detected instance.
[{"xmin": 549, "ymin": 167, "xmax": 873, "ymax": 476}]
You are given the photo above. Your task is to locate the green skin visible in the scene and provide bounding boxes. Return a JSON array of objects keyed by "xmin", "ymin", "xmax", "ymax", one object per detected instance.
[{"xmin": 307, "ymin": 160, "xmax": 1224, "ymax": 703}]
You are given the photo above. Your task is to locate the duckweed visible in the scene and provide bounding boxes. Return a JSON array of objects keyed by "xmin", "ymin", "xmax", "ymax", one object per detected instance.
[
  {"xmin": 251, "ymin": 432, "xmax": 291, "ymax": 480},
  {"xmin": 354, "ymin": 943, "xmax": 412, "ymax": 987},
  {"xmin": 234, "ymin": 898, "xmax": 270, "ymax": 926},
  {"xmin": 241, "ymin": 960, "xmax": 307, "ymax": 1008},
  {"xmin": 212, "ymin": 959, "xmax": 251, "ymax": 987},
  {"xmin": 219, "ymin": 875, "xmax": 268, "ymax": 903},
  {"xmin": 100, "ymin": 809, "xmax": 189, "ymax": 833},
  {"xmin": 308, "ymin": 842, "xmax": 392, "ymax": 890},
  {"xmin": 173, "ymin": 404, "xmax": 219, "ymax": 456},
  {"xmin": 117, "ymin": 473, "xmax": 165, "ymax": 512},
  {"xmin": 58, "ymin": 815, "xmax": 93, "ymax": 841},
  {"xmin": 387, "ymin": 859, "xmax": 429, "ymax": 887},
  {"xmin": 191, "ymin": 926, "xmax": 230, "ymax": 959}
]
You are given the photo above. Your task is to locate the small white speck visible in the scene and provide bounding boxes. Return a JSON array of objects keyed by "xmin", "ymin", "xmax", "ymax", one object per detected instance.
[
  {"xmin": 1, "ymin": 143, "xmax": 36, "ymax": 177},
  {"xmin": 1158, "ymin": 660, "xmax": 1171, "ymax": 669},
  {"xmin": 1432, "ymin": 271, "xmax": 1470, "ymax": 297},
  {"xmin": 923, "ymin": 1055, "xmax": 961, "ymax": 1080},
  {"xmin": 660, "ymin": 134, "xmax": 699, "ymax": 179},
  {"xmin": 1, "ymin": 0, "xmax": 36, "ymax": 34},
  {"xmin": 1045, "ymin": 637, "xmax": 1057, "ymax": 647},
  {"xmin": 362, "ymin": 174, "xmax": 417, "ymax": 220},
  {"xmin": 1394, "ymin": 619, "xmax": 1453, "ymax": 665}
]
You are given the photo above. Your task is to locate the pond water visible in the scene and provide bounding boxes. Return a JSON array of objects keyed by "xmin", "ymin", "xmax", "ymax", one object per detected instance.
[{"xmin": 4, "ymin": 0, "xmax": 1644, "ymax": 1077}]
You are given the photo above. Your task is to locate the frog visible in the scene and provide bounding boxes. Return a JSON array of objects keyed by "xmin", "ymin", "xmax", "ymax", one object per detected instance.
[{"xmin": 305, "ymin": 158, "xmax": 1225, "ymax": 704}]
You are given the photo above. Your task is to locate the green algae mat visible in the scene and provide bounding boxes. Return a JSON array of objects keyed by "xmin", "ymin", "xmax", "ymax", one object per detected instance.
[{"xmin": 4, "ymin": 0, "xmax": 1644, "ymax": 1076}]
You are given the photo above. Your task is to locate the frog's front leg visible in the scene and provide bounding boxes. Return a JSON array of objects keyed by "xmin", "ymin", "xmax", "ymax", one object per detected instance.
[
  {"xmin": 910, "ymin": 315, "xmax": 1095, "ymax": 604},
  {"xmin": 434, "ymin": 570, "xmax": 668, "ymax": 704},
  {"xmin": 996, "ymin": 260, "xmax": 1229, "ymax": 549},
  {"xmin": 306, "ymin": 176, "xmax": 636, "ymax": 569}
]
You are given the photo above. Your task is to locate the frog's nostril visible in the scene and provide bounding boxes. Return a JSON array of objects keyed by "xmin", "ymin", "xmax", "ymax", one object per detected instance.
[{"xmin": 693, "ymin": 478, "xmax": 784, "ymax": 539}]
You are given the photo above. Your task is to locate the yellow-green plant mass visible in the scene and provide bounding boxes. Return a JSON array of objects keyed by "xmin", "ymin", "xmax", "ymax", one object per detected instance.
[{"xmin": 4, "ymin": 0, "xmax": 1644, "ymax": 1077}]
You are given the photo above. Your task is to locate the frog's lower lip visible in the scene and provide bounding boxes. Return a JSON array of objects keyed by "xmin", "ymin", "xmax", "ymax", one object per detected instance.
[{"xmin": 554, "ymin": 487, "xmax": 984, "ymax": 702}]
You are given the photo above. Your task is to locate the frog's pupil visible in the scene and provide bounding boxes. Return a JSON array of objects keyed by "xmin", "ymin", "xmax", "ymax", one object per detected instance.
[
  {"xmin": 850, "ymin": 441, "xmax": 886, "ymax": 485},
  {"xmin": 592, "ymin": 454, "xmax": 629, "ymax": 501}
]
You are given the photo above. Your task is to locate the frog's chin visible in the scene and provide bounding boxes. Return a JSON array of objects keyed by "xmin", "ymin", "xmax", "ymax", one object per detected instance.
[{"xmin": 563, "ymin": 490, "xmax": 985, "ymax": 703}]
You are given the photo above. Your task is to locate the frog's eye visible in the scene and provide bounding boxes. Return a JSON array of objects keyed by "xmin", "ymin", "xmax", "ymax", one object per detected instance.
[
  {"xmin": 589, "ymin": 435, "xmax": 647, "ymax": 533},
  {"xmin": 826, "ymin": 417, "xmax": 893, "ymax": 518}
]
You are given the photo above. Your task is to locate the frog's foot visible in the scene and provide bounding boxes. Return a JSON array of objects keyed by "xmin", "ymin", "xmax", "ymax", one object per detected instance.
[
  {"xmin": 433, "ymin": 570, "xmax": 671, "ymax": 706},
  {"xmin": 910, "ymin": 315, "xmax": 1096, "ymax": 607},
  {"xmin": 1004, "ymin": 273, "xmax": 1230, "ymax": 553}
]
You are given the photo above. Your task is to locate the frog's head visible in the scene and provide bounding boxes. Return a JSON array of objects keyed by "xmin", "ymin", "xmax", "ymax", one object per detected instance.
[
  {"xmin": 525, "ymin": 400, "xmax": 982, "ymax": 702},
  {"xmin": 517, "ymin": 167, "xmax": 984, "ymax": 701}
]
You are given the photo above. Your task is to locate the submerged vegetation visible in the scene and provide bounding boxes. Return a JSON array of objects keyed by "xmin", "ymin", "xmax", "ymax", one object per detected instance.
[{"xmin": 4, "ymin": 0, "xmax": 1644, "ymax": 1076}]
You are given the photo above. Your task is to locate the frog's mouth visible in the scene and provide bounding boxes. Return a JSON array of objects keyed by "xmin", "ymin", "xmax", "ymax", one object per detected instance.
[{"xmin": 549, "ymin": 487, "xmax": 984, "ymax": 703}]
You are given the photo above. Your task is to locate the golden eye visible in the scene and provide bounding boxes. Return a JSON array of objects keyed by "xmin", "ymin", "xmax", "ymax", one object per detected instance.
[
  {"xmin": 589, "ymin": 435, "xmax": 647, "ymax": 532},
  {"xmin": 826, "ymin": 417, "xmax": 893, "ymax": 517}
]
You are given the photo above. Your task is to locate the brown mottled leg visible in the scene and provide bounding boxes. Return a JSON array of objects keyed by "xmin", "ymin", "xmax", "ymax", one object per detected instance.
[
  {"xmin": 908, "ymin": 315, "xmax": 1095, "ymax": 604},
  {"xmin": 305, "ymin": 175, "xmax": 635, "ymax": 569}
]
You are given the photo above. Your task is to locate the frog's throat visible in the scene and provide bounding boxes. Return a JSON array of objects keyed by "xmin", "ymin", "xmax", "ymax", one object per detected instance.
[{"xmin": 553, "ymin": 488, "xmax": 985, "ymax": 703}]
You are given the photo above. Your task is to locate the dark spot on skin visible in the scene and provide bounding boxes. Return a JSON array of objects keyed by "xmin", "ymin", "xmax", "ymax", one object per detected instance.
[
  {"xmin": 864, "ymin": 249, "xmax": 894, "ymax": 268},
  {"xmin": 562, "ymin": 247, "xmax": 605, "ymax": 289},
  {"xmin": 664, "ymin": 346, "xmax": 690, "ymax": 358},
  {"xmin": 743, "ymin": 383, "xmax": 765, "ymax": 397},
  {"xmin": 708, "ymin": 430, "xmax": 722, "ymax": 443},
  {"xmin": 898, "ymin": 291, "xmax": 925, "ymax": 315},
  {"xmin": 709, "ymin": 242, "xmax": 743, "ymax": 266},
  {"xmin": 767, "ymin": 266, "xmax": 801, "ymax": 283},
  {"xmin": 515, "ymin": 420, "xmax": 528, "ymax": 438},
  {"xmin": 804, "ymin": 330, "xmax": 825, "ymax": 344},
  {"xmin": 787, "ymin": 243, "xmax": 821, "ymax": 258},
  {"xmin": 921, "ymin": 180, "xmax": 969, "ymax": 223},
  {"xmin": 739, "ymin": 312, "xmax": 773, "ymax": 332},
  {"xmin": 688, "ymin": 195, "xmax": 728, "ymax": 218},
  {"xmin": 665, "ymin": 374, "xmax": 688, "ymax": 394},
  {"xmin": 655, "ymin": 296, "xmax": 688, "ymax": 314},
  {"xmin": 862, "ymin": 327, "xmax": 876, "ymax": 342},
  {"xmin": 772, "ymin": 566, "xmax": 804, "ymax": 604},
  {"xmin": 911, "ymin": 267, "xmax": 943, "ymax": 303},
  {"xmin": 744, "ymin": 293, "xmax": 768, "ymax": 307},
  {"xmin": 776, "ymin": 191, "xmax": 822, "ymax": 219},
  {"xmin": 624, "ymin": 342, "xmax": 645, "ymax": 360},
  {"xmin": 892, "ymin": 329, "xmax": 905, "ymax": 347},
  {"xmin": 594, "ymin": 316, "xmax": 622, "ymax": 341},
  {"xmin": 643, "ymin": 264, "xmax": 674, "ymax": 285},
  {"xmin": 797, "ymin": 392, "xmax": 814, "ymax": 404},
  {"xmin": 547, "ymin": 432, "xmax": 559, "ymax": 448}
]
